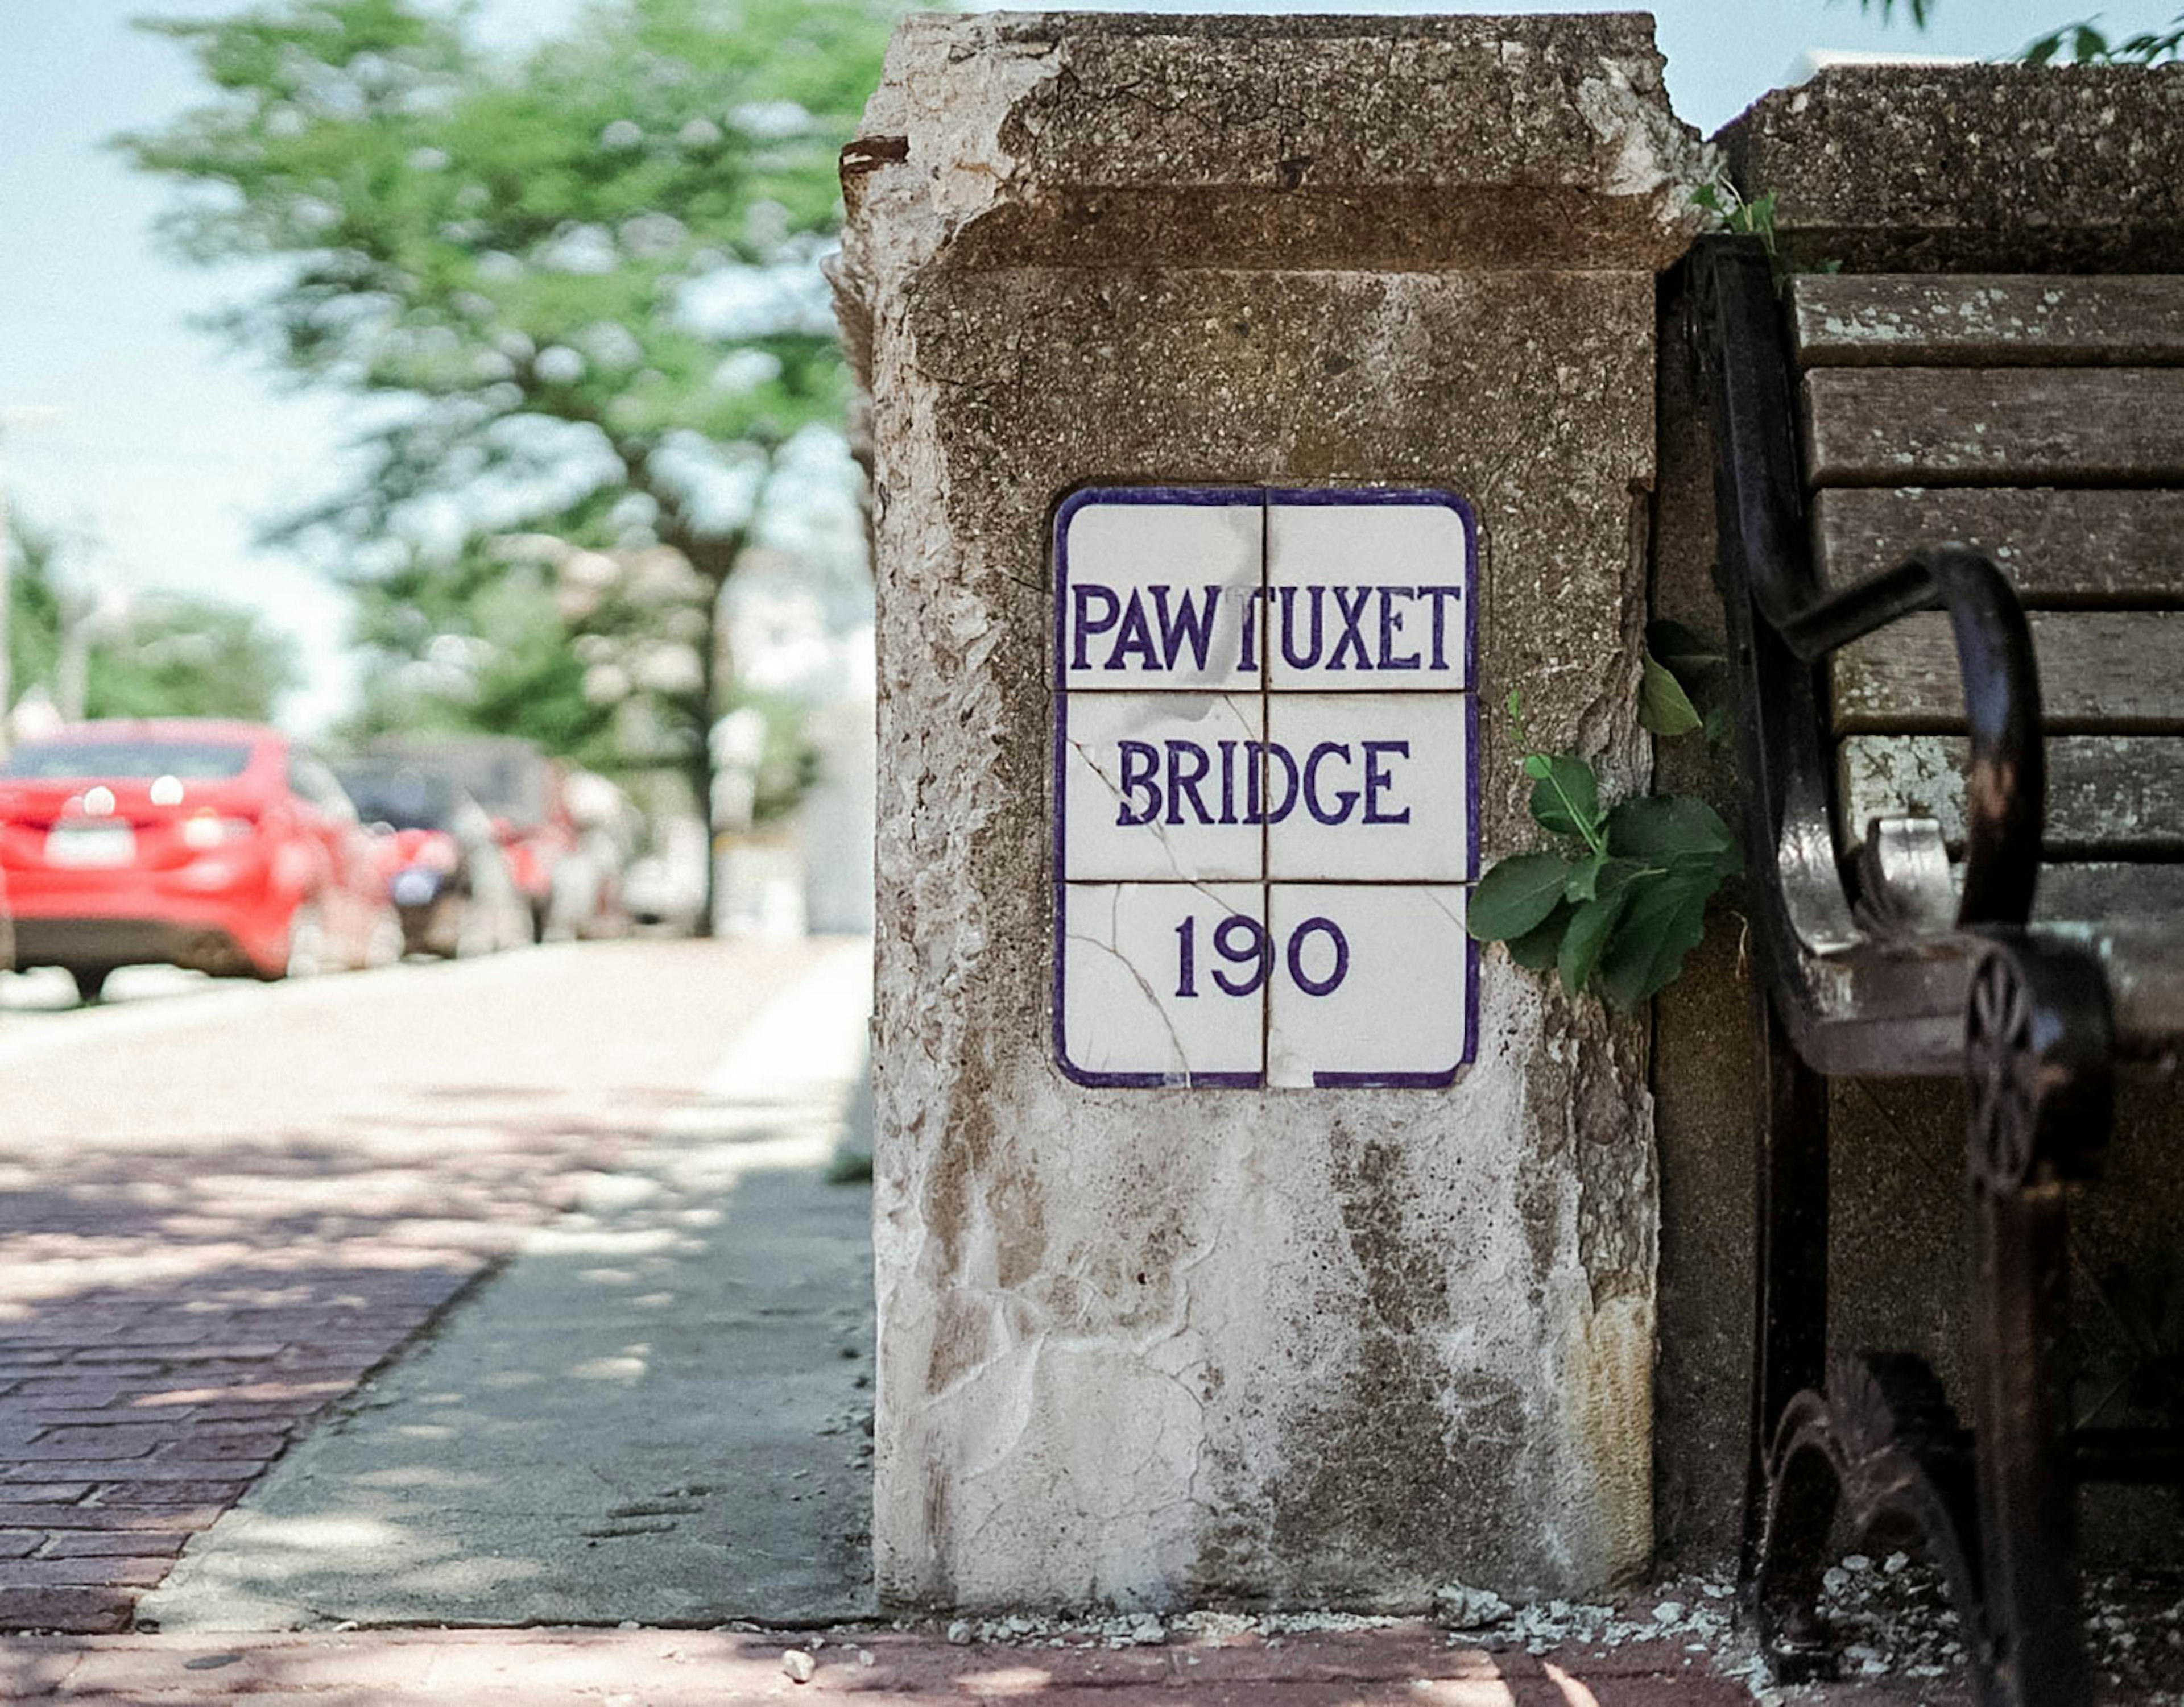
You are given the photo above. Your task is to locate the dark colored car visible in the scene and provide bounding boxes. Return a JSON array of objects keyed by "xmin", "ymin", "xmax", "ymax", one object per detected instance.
[
  {"xmin": 370, "ymin": 738, "xmax": 601, "ymax": 940},
  {"xmin": 335, "ymin": 759, "xmax": 528, "ymax": 959},
  {"xmin": 0, "ymin": 719, "xmax": 397, "ymax": 1001}
]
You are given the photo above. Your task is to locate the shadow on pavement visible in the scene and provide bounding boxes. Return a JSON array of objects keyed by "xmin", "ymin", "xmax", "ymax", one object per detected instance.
[{"xmin": 136, "ymin": 961, "xmax": 876, "ymax": 1631}]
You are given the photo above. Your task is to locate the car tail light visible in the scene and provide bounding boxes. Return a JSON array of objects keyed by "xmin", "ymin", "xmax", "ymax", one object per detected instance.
[
  {"xmin": 181, "ymin": 813, "xmax": 257, "ymax": 851},
  {"xmin": 415, "ymin": 832, "xmax": 461, "ymax": 875}
]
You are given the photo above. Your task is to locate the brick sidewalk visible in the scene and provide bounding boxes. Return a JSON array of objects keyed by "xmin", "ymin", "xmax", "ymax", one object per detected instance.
[
  {"xmin": 0, "ymin": 1624, "xmax": 1872, "ymax": 1704},
  {"xmin": 0, "ymin": 941, "xmax": 820, "ymax": 1632}
]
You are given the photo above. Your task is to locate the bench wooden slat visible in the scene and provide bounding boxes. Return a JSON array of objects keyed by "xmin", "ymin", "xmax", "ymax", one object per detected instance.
[
  {"xmin": 1803, "ymin": 369, "xmax": 2184, "ymax": 486},
  {"xmin": 2037, "ymin": 864, "xmax": 2184, "ymax": 923},
  {"xmin": 1840, "ymin": 734, "xmax": 2184, "ymax": 856},
  {"xmin": 1793, "ymin": 276, "xmax": 2184, "ymax": 368},
  {"xmin": 1812, "ymin": 488, "xmax": 2184, "ymax": 606},
  {"xmin": 1834, "ymin": 612, "xmax": 2184, "ymax": 733}
]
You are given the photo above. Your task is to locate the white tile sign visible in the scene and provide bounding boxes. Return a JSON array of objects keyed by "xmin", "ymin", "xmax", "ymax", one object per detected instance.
[{"xmin": 1053, "ymin": 487, "xmax": 1479, "ymax": 1088}]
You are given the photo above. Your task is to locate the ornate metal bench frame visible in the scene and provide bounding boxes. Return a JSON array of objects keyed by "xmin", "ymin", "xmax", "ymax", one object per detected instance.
[{"xmin": 1689, "ymin": 232, "xmax": 2182, "ymax": 1707}]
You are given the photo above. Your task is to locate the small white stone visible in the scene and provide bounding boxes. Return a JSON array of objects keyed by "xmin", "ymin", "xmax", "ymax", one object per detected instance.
[
  {"xmin": 1653, "ymin": 1601, "xmax": 1685, "ymax": 1625},
  {"xmin": 1843, "ymin": 1553, "xmax": 1872, "ymax": 1572},
  {"xmin": 858, "ymin": 1650, "xmax": 877, "ymax": 1667},
  {"xmin": 1130, "ymin": 1615, "xmax": 1166, "ymax": 1646},
  {"xmin": 781, "ymin": 1650, "xmax": 817, "ymax": 1684},
  {"xmin": 1883, "ymin": 1551, "xmax": 1910, "ymax": 1575},
  {"xmin": 1434, "ymin": 1582, "xmax": 1511, "ymax": 1629},
  {"xmin": 946, "ymin": 1621, "xmax": 973, "ymax": 1646}
]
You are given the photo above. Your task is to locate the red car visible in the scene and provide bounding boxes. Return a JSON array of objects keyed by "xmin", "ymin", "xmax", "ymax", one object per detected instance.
[{"xmin": 0, "ymin": 719, "xmax": 397, "ymax": 1001}]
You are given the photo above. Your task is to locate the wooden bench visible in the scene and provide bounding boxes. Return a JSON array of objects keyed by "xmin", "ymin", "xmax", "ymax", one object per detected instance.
[{"xmin": 1691, "ymin": 233, "xmax": 2184, "ymax": 1707}]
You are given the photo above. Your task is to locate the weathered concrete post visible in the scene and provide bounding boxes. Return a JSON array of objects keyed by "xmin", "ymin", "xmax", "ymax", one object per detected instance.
[{"xmin": 835, "ymin": 12, "xmax": 1707, "ymax": 1610}]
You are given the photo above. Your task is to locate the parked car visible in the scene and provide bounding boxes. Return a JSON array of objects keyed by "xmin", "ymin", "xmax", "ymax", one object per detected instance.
[
  {"xmin": 369, "ymin": 739, "xmax": 618, "ymax": 940},
  {"xmin": 0, "ymin": 719, "xmax": 398, "ymax": 1001},
  {"xmin": 334, "ymin": 758, "xmax": 530, "ymax": 960}
]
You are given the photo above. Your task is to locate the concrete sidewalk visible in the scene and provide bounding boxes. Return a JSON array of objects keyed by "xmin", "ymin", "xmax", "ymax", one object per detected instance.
[{"xmin": 138, "ymin": 944, "xmax": 877, "ymax": 1631}]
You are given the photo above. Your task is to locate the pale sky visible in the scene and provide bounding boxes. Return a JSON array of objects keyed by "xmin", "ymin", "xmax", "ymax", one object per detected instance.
[{"xmin": 0, "ymin": 0, "xmax": 2147, "ymax": 731}]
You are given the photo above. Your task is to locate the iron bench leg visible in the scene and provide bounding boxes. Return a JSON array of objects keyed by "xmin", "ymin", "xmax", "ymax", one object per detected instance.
[
  {"xmin": 1743, "ymin": 934, "xmax": 2109, "ymax": 1707},
  {"xmin": 1739, "ymin": 984, "xmax": 1831, "ymax": 1668},
  {"xmin": 1963, "ymin": 936, "xmax": 2111, "ymax": 1707}
]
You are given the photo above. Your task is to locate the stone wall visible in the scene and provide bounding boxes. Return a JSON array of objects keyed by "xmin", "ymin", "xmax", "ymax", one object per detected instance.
[{"xmin": 837, "ymin": 12, "xmax": 1710, "ymax": 1610}]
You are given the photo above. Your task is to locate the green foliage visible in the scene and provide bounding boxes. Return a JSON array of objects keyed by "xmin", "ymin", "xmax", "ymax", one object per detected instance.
[
  {"xmin": 88, "ymin": 596, "xmax": 304, "ymax": 723},
  {"xmin": 7, "ymin": 511, "xmax": 301, "ymax": 724},
  {"xmin": 119, "ymin": 0, "xmax": 895, "ymax": 789},
  {"xmin": 1856, "ymin": 0, "xmax": 2184, "ymax": 61},
  {"xmin": 1468, "ymin": 640, "xmax": 1743, "ymax": 1008},
  {"xmin": 724, "ymin": 685, "xmax": 822, "ymax": 825},
  {"xmin": 1691, "ymin": 183, "xmax": 1779, "ymax": 254},
  {"xmin": 340, "ymin": 545, "xmax": 623, "ymax": 763},
  {"xmin": 1643, "ymin": 618, "xmax": 1734, "ymax": 744},
  {"xmin": 2025, "ymin": 13, "xmax": 2184, "ymax": 62},
  {"xmin": 1690, "ymin": 184, "xmax": 1844, "ymax": 289},
  {"xmin": 1859, "ymin": 0, "xmax": 1936, "ymax": 22},
  {"xmin": 6, "ymin": 516, "xmax": 65, "ymax": 711}
]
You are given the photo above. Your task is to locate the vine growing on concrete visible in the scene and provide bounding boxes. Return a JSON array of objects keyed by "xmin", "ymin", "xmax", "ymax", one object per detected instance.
[{"xmin": 1465, "ymin": 625, "xmax": 1741, "ymax": 1008}]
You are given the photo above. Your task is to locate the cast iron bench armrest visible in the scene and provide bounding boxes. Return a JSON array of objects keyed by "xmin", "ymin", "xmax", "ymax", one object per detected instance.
[
  {"xmin": 1693, "ymin": 234, "xmax": 2049, "ymax": 1071},
  {"xmin": 1772, "ymin": 546, "xmax": 2045, "ymax": 931}
]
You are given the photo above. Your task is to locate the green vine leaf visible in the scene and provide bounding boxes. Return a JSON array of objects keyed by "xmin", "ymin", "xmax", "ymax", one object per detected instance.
[
  {"xmin": 1645, "ymin": 619, "xmax": 1734, "ymax": 745},
  {"xmin": 1474, "ymin": 624, "xmax": 1745, "ymax": 1005},
  {"xmin": 1469, "ymin": 852, "xmax": 1575, "ymax": 943},
  {"xmin": 1595, "ymin": 861, "xmax": 1727, "ymax": 1008},
  {"xmin": 1645, "ymin": 618, "xmax": 1725, "ymax": 683},
  {"xmin": 1639, "ymin": 656, "xmax": 1703, "ymax": 736},
  {"xmin": 1526, "ymin": 755, "xmax": 1603, "ymax": 848},
  {"xmin": 1504, "ymin": 900, "xmax": 1574, "ymax": 971},
  {"xmin": 1559, "ymin": 888, "xmax": 1631, "ymax": 997},
  {"xmin": 1606, "ymin": 795, "xmax": 1740, "ymax": 872}
]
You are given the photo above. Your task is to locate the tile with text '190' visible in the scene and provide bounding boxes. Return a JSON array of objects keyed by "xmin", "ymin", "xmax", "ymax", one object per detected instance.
[
  {"xmin": 1265, "ymin": 498, "xmax": 1470, "ymax": 693},
  {"xmin": 1059, "ymin": 691, "xmax": 1264, "ymax": 882},
  {"xmin": 1060, "ymin": 495, "xmax": 1263, "ymax": 693},
  {"xmin": 1264, "ymin": 693, "xmax": 1472, "ymax": 883},
  {"xmin": 1058, "ymin": 882, "xmax": 1265, "ymax": 1085},
  {"xmin": 1265, "ymin": 884, "xmax": 1471, "ymax": 1088}
]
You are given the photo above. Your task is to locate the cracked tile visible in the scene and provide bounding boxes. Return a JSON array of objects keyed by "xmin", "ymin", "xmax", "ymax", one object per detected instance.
[
  {"xmin": 1057, "ymin": 883, "xmax": 1265, "ymax": 1085},
  {"xmin": 1058, "ymin": 492, "xmax": 1263, "ymax": 692},
  {"xmin": 1058, "ymin": 693, "xmax": 1264, "ymax": 882}
]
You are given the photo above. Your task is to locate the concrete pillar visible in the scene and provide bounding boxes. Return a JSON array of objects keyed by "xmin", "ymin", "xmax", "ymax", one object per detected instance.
[{"xmin": 835, "ymin": 12, "xmax": 1708, "ymax": 1610}]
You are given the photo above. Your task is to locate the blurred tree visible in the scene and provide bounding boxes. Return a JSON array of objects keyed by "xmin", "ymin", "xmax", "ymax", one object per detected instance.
[
  {"xmin": 86, "ymin": 596, "xmax": 305, "ymax": 723},
  {"xmin": 1857, "ymin": 0, "xmax": 2184, "ymax": 60},
  {"xmin": 120, "ymin": 0, "xmax": 894, "ymax": 928},
  {"xmin": 5, "ymin": 513, "xmax": 65, "ymax": 716},
  {"xmin": 6, "ymin": 510, "xmax": 301, "ymax": 724}
]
